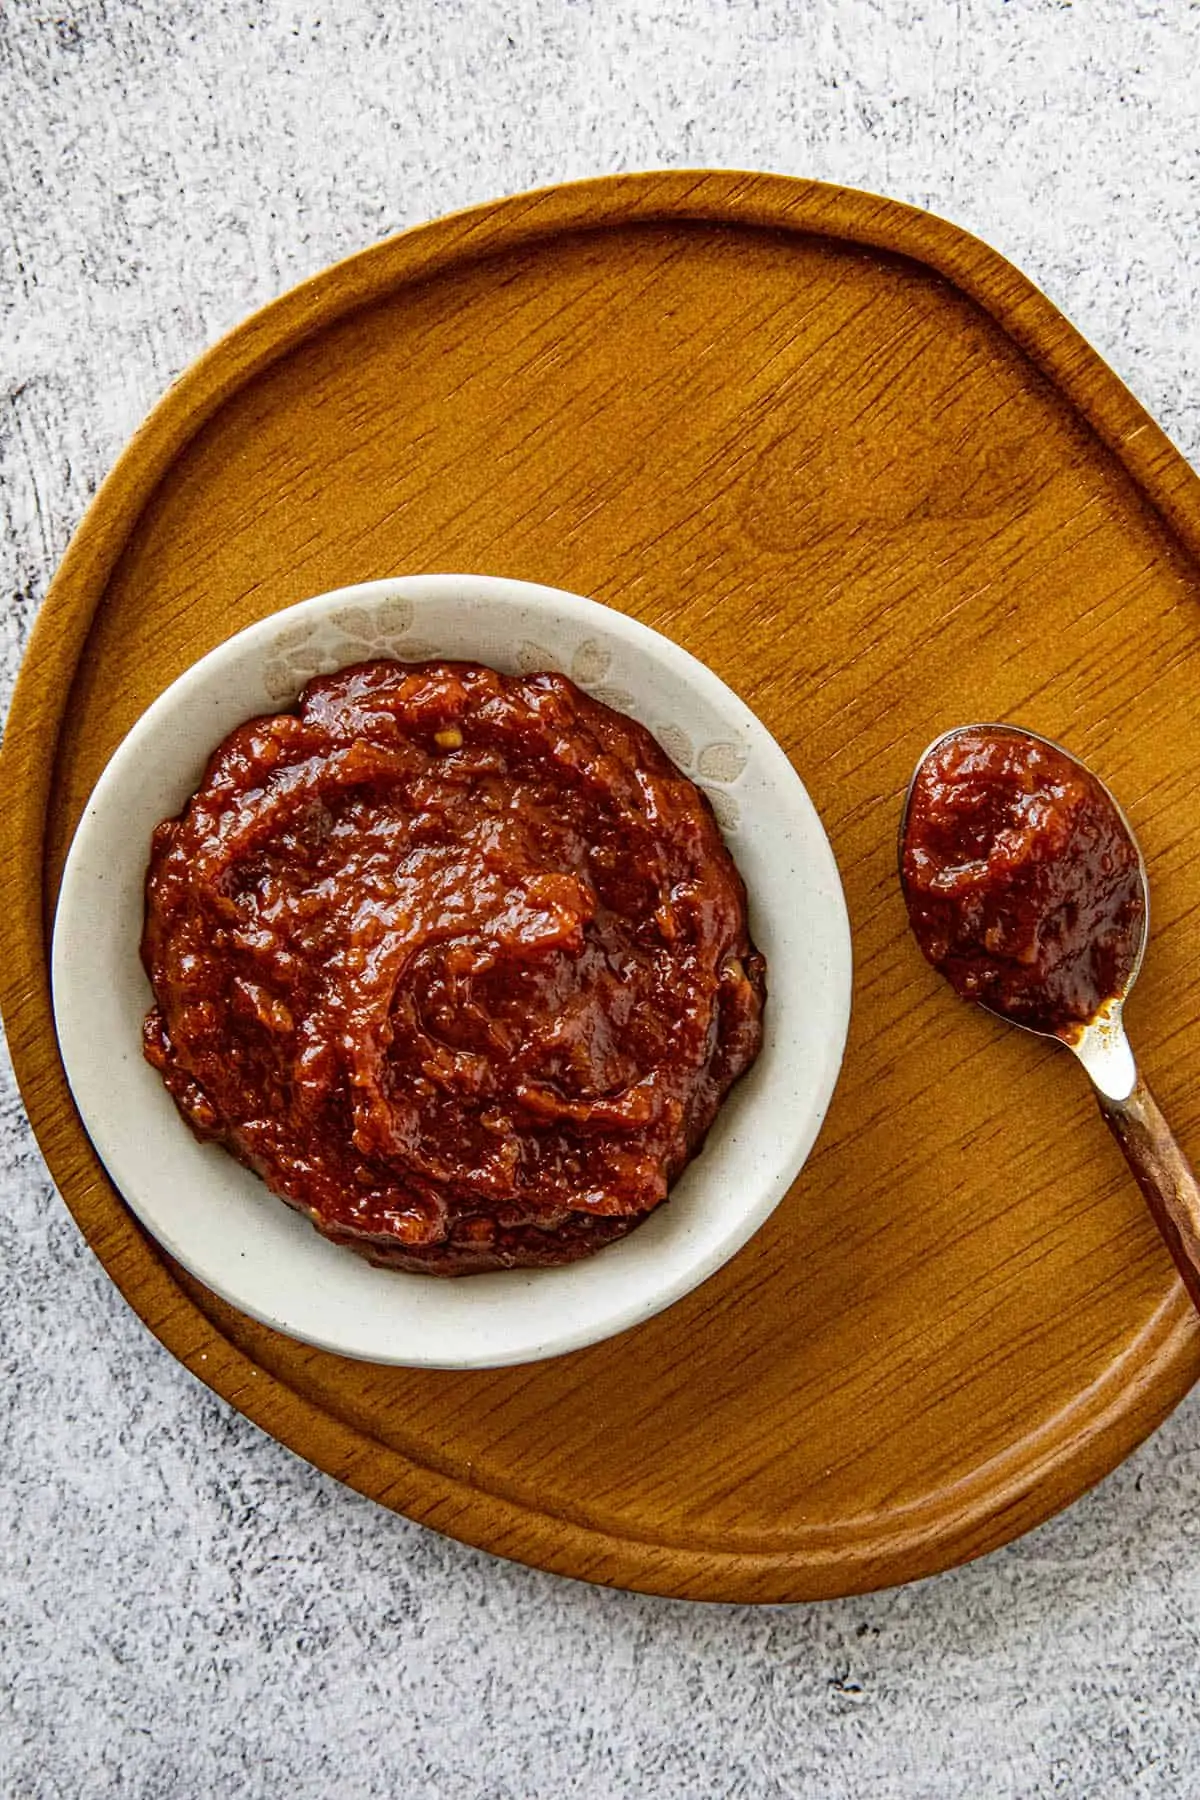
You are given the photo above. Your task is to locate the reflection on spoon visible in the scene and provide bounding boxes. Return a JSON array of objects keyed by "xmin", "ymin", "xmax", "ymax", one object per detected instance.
[{"xmin": 899, "ymin": 722, "xmax": 1200, "ymax": 1317}]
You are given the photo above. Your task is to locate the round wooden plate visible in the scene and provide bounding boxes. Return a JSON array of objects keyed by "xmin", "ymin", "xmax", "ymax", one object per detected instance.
[{"xmin": 6, "ymin": 171, "xmax": 1200, "ymax": 1602}]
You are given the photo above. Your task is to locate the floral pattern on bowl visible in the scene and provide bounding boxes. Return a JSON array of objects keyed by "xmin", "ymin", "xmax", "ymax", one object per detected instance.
[{"xmin": 262, "ymin": 611, "xmax": 750, "ymax": 834}]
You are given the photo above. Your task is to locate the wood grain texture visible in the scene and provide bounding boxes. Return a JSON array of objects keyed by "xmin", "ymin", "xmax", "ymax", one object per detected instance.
[{"xmin": 5, "ymin": 169, "xmax": 1200, "ymax": 1602}]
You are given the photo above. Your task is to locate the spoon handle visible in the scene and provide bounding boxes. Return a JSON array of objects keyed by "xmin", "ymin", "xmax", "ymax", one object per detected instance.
[{"xmin": 1098, "ymin": 1075, "xmax": 1200, "ymax": 1315}]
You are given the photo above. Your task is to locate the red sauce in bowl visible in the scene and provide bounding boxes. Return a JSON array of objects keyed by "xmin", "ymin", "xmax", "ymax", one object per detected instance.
[
  {"xmin": 900, "ymin": 726, "xmax": 1144, "ymax": 1036},
  {"xmin": 142, "ymin": 660, "xmax": 765, "ymax": 1274}
]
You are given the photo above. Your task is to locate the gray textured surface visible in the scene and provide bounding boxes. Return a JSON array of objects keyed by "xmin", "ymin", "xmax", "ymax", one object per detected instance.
[{"xmin": 4, "ymin": 2, "xmax": 1200, "ymax": 1794}]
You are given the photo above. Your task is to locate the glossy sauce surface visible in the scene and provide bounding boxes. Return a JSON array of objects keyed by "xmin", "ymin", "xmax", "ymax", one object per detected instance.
[
  {"xmin": 900, "ymin": 726, "xmax": 1144, "ymax": 1035},
  {"xmin": 142, "ymin": 660, "xmax": 765, "ymax": 1273}
]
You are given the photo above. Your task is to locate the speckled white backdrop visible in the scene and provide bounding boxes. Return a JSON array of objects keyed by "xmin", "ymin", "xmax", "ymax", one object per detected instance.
[{"xmin": 3, "ymin": 2, "xmax": 1200, "ymax": 1795}]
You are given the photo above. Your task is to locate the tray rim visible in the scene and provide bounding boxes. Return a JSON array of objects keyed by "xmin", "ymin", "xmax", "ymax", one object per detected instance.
[{"xmin": 4, "ymin": 167, "xmax": 1200, "ymax": 1602}]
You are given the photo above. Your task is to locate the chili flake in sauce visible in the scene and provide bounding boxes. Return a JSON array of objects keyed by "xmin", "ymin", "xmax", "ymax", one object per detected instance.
[{"xmin": 142, "ymin": 660, "xmax": 766, "ymax": 1274}]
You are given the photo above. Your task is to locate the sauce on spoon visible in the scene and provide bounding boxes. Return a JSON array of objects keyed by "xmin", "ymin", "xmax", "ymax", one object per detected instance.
[{"xmin": 900, "ymin": 725, "xmax": 1144, "ymax": 1037}]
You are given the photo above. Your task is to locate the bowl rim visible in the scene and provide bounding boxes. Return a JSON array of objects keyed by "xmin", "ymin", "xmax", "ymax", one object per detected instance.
[{"xmin": 51, "ymin": 573, "xmax": 852, "ymax": 1366}]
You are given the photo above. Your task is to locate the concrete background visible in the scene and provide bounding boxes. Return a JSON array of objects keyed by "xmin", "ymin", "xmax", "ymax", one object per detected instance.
[{"xmin": 3, "ymin": 2, "xmax": 1200, "ymax": 1794}]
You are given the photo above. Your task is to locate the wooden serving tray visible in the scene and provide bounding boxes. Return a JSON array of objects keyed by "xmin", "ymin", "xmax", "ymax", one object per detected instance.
[{"xmin": 6, "ymin": 171, "xmax": 1200, "ymax": 1602}]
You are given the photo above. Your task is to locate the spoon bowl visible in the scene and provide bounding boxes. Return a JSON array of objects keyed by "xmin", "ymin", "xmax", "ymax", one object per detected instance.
[{"xmin": 899, "ymin": 722, "xmax": 1148, "ymax": 1100}]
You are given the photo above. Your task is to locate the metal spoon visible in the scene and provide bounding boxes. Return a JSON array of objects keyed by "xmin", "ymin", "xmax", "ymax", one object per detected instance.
[{"xmin": 900, "ymin": 723, "xmax": 1200, "ymax": 1315}]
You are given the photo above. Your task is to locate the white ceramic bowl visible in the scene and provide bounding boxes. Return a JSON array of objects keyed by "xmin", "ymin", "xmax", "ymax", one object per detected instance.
[{"xmin": 52, "ymin": 575, "xmax": 851, "ymax": 1367}]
